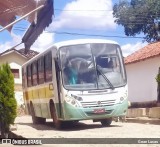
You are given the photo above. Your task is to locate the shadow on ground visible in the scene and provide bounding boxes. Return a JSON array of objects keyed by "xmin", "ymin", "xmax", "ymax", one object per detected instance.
[{"xmin": 16, "ymin": 120, "xmax": 122, "ymax": 131}]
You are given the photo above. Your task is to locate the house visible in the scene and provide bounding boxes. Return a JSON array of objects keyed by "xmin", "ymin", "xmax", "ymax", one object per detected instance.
[
  {"xmin": 0, "ymin": 48, "xmax": 39, "ymax": 105},
  {"xmin": 125, "ymin": 41, "xmax": 160, "ymax": 103}
]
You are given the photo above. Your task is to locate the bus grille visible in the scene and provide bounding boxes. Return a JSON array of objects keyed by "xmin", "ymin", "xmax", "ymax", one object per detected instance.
[{"xmin": 80, "ymin": 100, "xmax": 116, "ymax": 108}]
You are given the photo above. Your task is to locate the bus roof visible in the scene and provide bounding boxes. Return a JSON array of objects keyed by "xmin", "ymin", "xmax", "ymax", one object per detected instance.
[{"xmin": 54, "ymin": 39, "xmax": 119, "ymax": 48}]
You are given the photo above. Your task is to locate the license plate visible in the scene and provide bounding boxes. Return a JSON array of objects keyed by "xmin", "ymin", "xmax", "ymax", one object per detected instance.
[{"xmin": 94, "ymin": 108, "xmax": 105, "ymax": 114}]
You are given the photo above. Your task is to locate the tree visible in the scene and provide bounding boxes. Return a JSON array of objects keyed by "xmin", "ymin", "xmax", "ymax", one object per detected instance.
[
  {"xmin": 156, "ymin": 67, "xmax": 160, "ymax": 103},
  {"xmin": 0, "ymin": 63, "xmax": 17, "ymax": 138},
  {"xmin": 113, "ymin": 0, "xmax": 160, "ymax": 42}
]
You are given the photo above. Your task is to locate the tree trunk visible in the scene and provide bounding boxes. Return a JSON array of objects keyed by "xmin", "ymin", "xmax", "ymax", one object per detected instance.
[{"xmin": 0, "ymin": 122, "xmax": 5, "ymax": 138}]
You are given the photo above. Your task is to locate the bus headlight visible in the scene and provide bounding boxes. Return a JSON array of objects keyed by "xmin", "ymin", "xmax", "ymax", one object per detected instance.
[
  {"xmin": 65, "ymin": 95, "xmax": 80, "ymax": 107},
  {"xmin": 119, "ymin": 97, "xmax": 124, "ymax": 103},
  {"xmin": 71, "ymin": 99, "xmax": 76, "ymax": 105},
  {"xmin": 118, "ymin": 92, "xmax": 128, "ymax": 104},
  {"xmin": 124, "ymin": 91, "xmax": 128, "ymax": 99},
  {"xmin": 71, "ymin": 94, "xmax": 83, "ymax": 101},
  {"xmin": 65, "ymin": 96, "xmax": 71, "ymax": 103}
]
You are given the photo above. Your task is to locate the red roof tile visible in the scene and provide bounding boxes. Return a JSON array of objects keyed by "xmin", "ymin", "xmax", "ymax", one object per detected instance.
[
  {"xmin": 125, "ymin": 41, "xmax": 160, "ymax": 64},
  {"xmin": 0, "ymin": 48, "xmax": 39, "ymax": 59},
  {"xmin": 17, "ymin": 49, "xmax": 39, "ymax": 59}
]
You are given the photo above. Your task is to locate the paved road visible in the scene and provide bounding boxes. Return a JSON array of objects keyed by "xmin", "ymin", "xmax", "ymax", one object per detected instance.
[{"xmin": 6, "ymin": 115, "xmax": 160, "ymax": 147}]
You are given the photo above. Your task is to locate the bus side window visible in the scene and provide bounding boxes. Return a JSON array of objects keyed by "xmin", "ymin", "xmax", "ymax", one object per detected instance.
[
  {"xmin": 32, "ymin": 61, "xmax": 38, "ymax": 86},
  {"xmin": 27, "ymin": 65, "xmax": 32, "ymax": 87},
  {"xmin": 44, "ymin": 52, "xmax": 52, "ymax": 82},
  {"xmin": 38, "ymin": 57, "xmax": 45, "ymax": 84},
  {"xmin": 22, "ymin": 68, "xmax": 25, "ymax": 88}
]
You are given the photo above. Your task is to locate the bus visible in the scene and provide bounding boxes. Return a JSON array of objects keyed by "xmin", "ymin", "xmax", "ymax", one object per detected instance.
[{"xmin": 22, "ymin": 39, "xmax": 128, "ymax": 129}]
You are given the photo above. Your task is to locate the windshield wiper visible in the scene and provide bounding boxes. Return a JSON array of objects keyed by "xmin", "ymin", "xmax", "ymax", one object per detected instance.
[{"xmin": 96, "ymin": 65, "xmax": 115, "ymax": 90}]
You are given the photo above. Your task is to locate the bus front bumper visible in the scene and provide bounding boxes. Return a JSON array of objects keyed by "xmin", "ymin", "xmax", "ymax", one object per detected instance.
[{"xmin": 62, "ymin": 99, "xmax": 128, "ymax": 121}]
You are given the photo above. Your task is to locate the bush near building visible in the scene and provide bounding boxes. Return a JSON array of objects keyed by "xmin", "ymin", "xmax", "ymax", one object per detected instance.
[{"xmin": 0, "ymin": 63, "xmax": 17, "ymax": 138}]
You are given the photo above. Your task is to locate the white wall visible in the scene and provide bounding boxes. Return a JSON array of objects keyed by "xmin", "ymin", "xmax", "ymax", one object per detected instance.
[
  {"xmin": 15, "ymin": 91, "xmax": 23, "ymax": 105},
  {"xmin": 126, "ymin": 56, "xmax": 160, "ymax": 102}
]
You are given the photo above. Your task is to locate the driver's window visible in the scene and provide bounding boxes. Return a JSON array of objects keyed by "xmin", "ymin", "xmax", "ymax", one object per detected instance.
[
  {"xmin": 60, "ymin": 44, "xmax": 95, "ymax": 86},
  {"xmin": 63, "ymin": 59, "xmax": 78, "ymax": 85}
]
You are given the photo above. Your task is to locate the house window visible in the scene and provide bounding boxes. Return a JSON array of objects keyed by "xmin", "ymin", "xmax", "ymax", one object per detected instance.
[
  {"xmin": 11, "ymin": 69, "xmax": 19, "ymax": 78},
  {"xmin": 22, "ymin": 68, "xmax": 25, "ymax": 88}
]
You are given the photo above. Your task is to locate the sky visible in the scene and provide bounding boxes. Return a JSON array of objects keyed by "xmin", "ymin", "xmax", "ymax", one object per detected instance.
[{"xmin": 0, "ymin": 0, "xmax": 147, "ymax": 57}]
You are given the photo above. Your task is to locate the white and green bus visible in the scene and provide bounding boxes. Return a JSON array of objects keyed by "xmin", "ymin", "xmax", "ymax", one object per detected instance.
[{"xmin": 22, "ymin": 39, "xmax": 128, "ymax": 129}]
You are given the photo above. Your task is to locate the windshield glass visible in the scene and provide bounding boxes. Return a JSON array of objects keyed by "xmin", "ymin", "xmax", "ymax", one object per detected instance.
[{"xmin": 59, "ymin": 43, "xmax": 126, "ymax": 90}]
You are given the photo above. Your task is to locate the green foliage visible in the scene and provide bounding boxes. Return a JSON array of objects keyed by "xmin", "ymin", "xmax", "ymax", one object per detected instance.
[
  {"xmin": 156, "ymin": 73, "xmax": 160, "ymax": 83},
  {"xmin": 113, "ymin": 0, "xmax": 160, "ymax": 42},
  {"xmin": 0, "ymin": 63, "xmax": 17, "ymax": 136}
]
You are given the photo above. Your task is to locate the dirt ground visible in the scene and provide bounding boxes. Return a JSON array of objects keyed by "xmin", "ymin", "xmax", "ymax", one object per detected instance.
[{"xmin": 6, "ymin": 115, "xmax": 159, "ymax": 147}]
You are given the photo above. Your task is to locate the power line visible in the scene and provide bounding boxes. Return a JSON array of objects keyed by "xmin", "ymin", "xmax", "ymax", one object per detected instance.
[
  {"xmin": 2, "ymin": 18, "xmax": 157, "ymax": 33},
  {"xmin": 11, "ymin": 27, "xmax": 144, "ymax": 39},
  {"xmin": 49, "ymin": 31, "xmax": 144, "ymax": 39},
  {"xmin": 54, "ymin": 8, "xmax": 160, "ymax": 16}
]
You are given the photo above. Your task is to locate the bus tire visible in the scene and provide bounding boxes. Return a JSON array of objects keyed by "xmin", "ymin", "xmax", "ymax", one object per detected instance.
[
  {"xmin": 30, "ymin": 102, "xmax": 46, "ymax": 124},
  {"xmin": 100, "ymin": 118, "xmax": 112, "ymax": 127},
  {"xmin": 50, "ymin": 102, "xmax": 62, "ymax": 129}
]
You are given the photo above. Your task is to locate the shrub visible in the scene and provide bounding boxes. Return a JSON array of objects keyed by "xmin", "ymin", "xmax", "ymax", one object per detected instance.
[{"xmin": 0, "ymin": 63, "xmax": 17, "ymax": 138}]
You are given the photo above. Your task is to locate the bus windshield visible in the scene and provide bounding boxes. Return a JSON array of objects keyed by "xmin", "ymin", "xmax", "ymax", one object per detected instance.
[{"xmin": 59, "ymin": 43, "xmax": 126, "ymax": 90}]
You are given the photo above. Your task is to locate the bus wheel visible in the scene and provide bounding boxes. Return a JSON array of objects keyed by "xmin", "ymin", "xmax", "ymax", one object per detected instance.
[
  {"xmin": 50, "ymin": 102, "xmax": 62, "ymax": 129},
  {"xmin": 30, "ymin": 103, "xmax": 46, "ymax": 124},
  {"xmin": 100, "ymin": 118, "xmax": 112, "ymax": 127}
]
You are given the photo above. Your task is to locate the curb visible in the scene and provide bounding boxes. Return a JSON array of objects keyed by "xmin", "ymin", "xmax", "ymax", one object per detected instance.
[{"xmin": 126, "ymin": 117, "xmax": 160, "ymax": 125}]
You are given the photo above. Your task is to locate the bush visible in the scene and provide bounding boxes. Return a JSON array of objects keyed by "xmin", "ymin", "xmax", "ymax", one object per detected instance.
[{"xmin": 0, "ymin": 63, "xmax": 17, "ymax": 138}]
